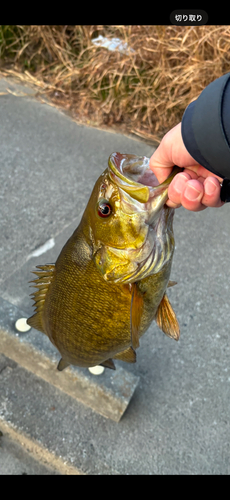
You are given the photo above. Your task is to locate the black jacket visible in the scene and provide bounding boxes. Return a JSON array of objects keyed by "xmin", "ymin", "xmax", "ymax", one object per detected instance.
[{"xmin": 182, "ymin": 73, "xmax": 230, "ymax": 202}]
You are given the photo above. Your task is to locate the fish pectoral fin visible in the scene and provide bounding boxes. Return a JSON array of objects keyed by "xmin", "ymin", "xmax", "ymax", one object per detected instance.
[
  {"xmin": 130, "ymin": 284, "xmax": 143, "ymax": 349},
  {"xmin": 114, "ymin": 346, "xmax": 136, "ymax": 363},
  {"xmin": 167, "ymin": 280, "xmax": 177, "ymax": 288},
  {"xmin": 57, "ymin": 358, "xmax": 70, "ymax": 371},
  {"xmin": 156, "ymin": 293, "xmax": 180, "ymax": 341},
  {"xmin": 100, "ymin": 359, "xmax": 116, "ymax": 370}
]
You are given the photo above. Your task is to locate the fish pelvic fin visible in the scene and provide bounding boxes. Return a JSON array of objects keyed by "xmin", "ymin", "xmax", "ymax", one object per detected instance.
[
  {"xmin": 156, "ymin": 293, "xmax": 180, "ymax": 341},
  {"xmin": 100, "ymin": 359, "xmax": 116, "ymax": 370},
  {"xmin": 167, "ymin": 280, "xmax": 177, "ymax": 288},
  {"xmin": 130, "ymin": 283, "xmax": 142, "ymax": 349},
  {"xmin": 114, "ymin": 346, "xmax": 136, "ymax": 363},
  {"xmin": 27, "ymin": 264, "xmax": 55, "ymax": 334}
]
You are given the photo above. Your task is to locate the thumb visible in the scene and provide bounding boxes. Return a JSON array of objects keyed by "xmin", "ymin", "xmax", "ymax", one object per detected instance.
[
  {"xmin": 149, "ymin": 125, "xmax": 181, "ymax": 183},
  {"xmin": 149, "ymin": 122, "xmax": 197, "ymax": 183},
  {"xmin": 149, "ymin": 144, "xmax": 174, "ymax": 183}
]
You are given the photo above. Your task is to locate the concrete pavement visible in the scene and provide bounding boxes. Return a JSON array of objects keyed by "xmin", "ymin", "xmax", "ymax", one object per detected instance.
[{"xmin": 0, "ymin": 76, "xmax": 230, "ymax": 474}]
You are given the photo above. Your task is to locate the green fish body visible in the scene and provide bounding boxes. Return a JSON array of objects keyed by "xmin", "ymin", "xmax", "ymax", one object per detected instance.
[{"xmin": 27, "ymin": 153, "xmax": 180, "ymax": 370}]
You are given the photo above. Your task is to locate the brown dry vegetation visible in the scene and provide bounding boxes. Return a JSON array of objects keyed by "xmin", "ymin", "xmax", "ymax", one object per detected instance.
[{"xmin": 1, "ymin": 25, "xmax": 230, "ymax": 143}]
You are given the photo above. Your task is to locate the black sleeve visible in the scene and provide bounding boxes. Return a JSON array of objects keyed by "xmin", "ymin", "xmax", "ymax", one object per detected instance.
[{"xmin": 181, "ymin": 72, "xmax": 230, "ymax": 201}]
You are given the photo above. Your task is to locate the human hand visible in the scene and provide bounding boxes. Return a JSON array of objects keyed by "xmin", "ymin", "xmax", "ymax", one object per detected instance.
[{"xmin": 149, "ymin": 123, "xmax": 224, "ymax": 211}]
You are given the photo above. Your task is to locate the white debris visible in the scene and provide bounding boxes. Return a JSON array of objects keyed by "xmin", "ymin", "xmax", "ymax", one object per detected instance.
[
  {"xmin": 91, "ymin": 35, "xmax": 135, "ymax": 55},
  {"xmin": 27, "ymin": 237, "xmax": 55, "ymax": 260},
  {"xmin": 88, "ymin": 365, "xmax": 105, "ymax": 375},
  {"xmin": 15, "ymin": 317, "xmax": 31, "ymax": 332}
]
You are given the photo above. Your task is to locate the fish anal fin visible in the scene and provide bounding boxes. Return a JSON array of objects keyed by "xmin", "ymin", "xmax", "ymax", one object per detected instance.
[
  {"xmin": 167, "ymin": 280, "xmax": 177, "ymax": 288},
  {"xmin": 57, "ymin": 358, "xmax": 70, "ymax": 371},
  {"xmin": 100, "ymin": 359, "xmax": 116, "ymax": 370},
  {"xmin": 27, "ymin": 313, "xmax": 45, "ymax": 334},
  {"xmin": 156, "ymin": 293, "xmax": 180, "ymax": 341},
  {"xmin": 131, "ymin": 284, "xmax": 143, "ymax": 349},
  {"xmin": 27, "ymin": 263, "xmax": 55, "ymax": 334},
  {"xmin": 114, "ymin": 346, "xmax": 136, "ymax": 363}
]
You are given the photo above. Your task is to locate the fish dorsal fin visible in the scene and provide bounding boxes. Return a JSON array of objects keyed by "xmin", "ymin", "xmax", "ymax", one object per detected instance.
[
  {"xmin": 27, "ymin": 264, "xmax": 55, "ymax": 334},
  {"xmin": 130, "ymin": 283, "xmax": 143, "ymax": 349},
  {"xmin": 114, "ymin": 346, "xmax": 136, "ymax": 363},
  {"xmin": 156, "ymin": 293, "xmax": 180, "ymax": 341}
]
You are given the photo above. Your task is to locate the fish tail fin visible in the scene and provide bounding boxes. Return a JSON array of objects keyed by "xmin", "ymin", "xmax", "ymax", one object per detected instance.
[
  {"xmin": 156, "ymin": 293, "xmax": 180, "ymax": 341},
  {"xmin": 27, "ymin": 264, "xmax": 55, "ymax": 334}
]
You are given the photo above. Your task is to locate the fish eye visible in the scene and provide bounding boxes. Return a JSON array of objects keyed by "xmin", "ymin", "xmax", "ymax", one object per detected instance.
[{"xmin": 97, "ymin": 201, "xmax": 112, "ymax": 218}]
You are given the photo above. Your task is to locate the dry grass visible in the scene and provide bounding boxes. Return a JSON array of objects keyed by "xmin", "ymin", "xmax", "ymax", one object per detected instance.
[{"xmin": 1, "ymin": 25, "xmax": 230, "ymax": 143}]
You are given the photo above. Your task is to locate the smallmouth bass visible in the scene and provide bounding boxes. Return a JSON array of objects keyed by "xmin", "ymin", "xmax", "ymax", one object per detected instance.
[{"xmin": 27, "ymin": 153, "xmax": 180, "ymax": 371}]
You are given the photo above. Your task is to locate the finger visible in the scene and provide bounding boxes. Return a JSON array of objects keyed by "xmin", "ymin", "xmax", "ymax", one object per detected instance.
[
  {"xmin": 202, "ymin": 177, "xmax": 224, "ymax": 207},
  {"xmin": 149, "ymin": 131, "xmax": 177, "ymax": 183},
  {"xmin": 167, "ymin": 172, "xmax": 193, "ymax": 205},
  {"xmin": 181, "ymin": 179, "xmax": 206, "ymax": 212},
  {"xmin": 166, "ymin": 200, "xmax": 182, "ymax": 209},
  {"xmin": 185, "ymin": 165, "xmax": 223, "ymax": 183},
  {"xmin": 149, "ymin": 160, "xmax": 173, "ymax": 184},
  {"xmin": 196, "ymin": 176, "xmax": 206, "ymax": 184},
  {"xmin": 183, "ymin": 169, "xmax": 198, "ymax": 180},
  {"xmin": 149, "ymin": 123, "xmax": 200, "ymax": 184}
]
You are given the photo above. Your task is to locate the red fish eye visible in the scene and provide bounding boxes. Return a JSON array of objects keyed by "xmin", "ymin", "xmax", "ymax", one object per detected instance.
[{"xmin": 97, "ymin": 202, "xmax": 112, "ymax": 218}]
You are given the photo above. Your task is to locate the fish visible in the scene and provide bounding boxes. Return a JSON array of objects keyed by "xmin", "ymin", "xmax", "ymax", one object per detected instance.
[{"xmin": 27, "ymin": 152, "xmax": 180, "ymax": 371}]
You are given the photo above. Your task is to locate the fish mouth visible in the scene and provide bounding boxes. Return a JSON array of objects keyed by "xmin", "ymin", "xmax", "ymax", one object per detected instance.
[{"xmin": 108, "ymin": 152, "xmax": 180, "ymax": 205}]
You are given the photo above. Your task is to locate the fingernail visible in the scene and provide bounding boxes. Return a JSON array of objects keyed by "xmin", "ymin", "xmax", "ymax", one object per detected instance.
[
  {"xmin": 205, "ymin": 179, "xmax": 218, "ymax": 195},
  {"xmin": 174, "ymin": 174, "xmax": 188, "ymax": 193},
  {"xmin": 184, "ymin": 184, "xmax": 202, "ymax": 201}
]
